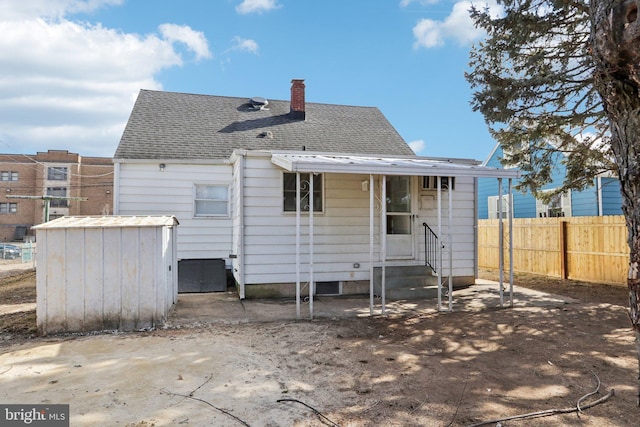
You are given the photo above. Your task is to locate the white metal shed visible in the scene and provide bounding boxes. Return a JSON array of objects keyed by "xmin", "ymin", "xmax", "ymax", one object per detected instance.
[{"xmin": 33, "ymin": 215, "xmax": 179, "ymax": 334}]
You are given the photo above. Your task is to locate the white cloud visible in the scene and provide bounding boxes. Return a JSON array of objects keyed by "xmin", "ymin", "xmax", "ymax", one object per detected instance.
[
  {"xmin": 0, "ymin": 3, "xmax": 211, "ymax": 157},
  {"xmin": 231, "ymin": 37, "xmax": 260, "ymax": 54},
  {"xmin": 159, "ymin": 23, "xmax": 212, "ymax": 60},
  {"xmin": 409, "ymin": 139, "xmax": 426, "ymax": 154},
  {"xmin": 236, "ymin": 0, "xmax": 281, "ymax": 14},
  {"xmin": 412, "ymin": 0, "xmax": 501, "ymax": 48},
  {"xmin": 400, "ymin": 0, "xmax": 440, "ymax": 7},
  {"xmin": 0, "ymin": 0, "xmax": 123, "ymax": 20}
]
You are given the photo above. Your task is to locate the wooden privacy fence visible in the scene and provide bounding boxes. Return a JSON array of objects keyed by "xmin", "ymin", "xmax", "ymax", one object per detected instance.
[{"xmin": 478, "ymin": 216, "xmax": 629, "ymax": 286}]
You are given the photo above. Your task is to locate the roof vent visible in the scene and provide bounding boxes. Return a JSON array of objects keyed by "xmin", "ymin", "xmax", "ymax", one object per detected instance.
[
  {"xmin": 257, "ymin": 131, "xmax": 273, "ymax": 139},
  {"xmin": 250, "ymin": 96, "xmax": 269, "ymax": 110}
]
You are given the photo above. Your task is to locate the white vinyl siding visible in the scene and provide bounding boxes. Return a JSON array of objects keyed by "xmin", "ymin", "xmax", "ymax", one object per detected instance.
[
  {"xmin": 116, "ymin": 163, "xmax": 233, "ymax": 260},
  {"xmin": 115, "ymin": 155, "xmax": 479, "ymax": 286},
  {"xmin": 417, "ymin": 176, "xmax": 476, "ymax": 278},
  {"xmin": 242, "ymin": 156, "xmax": 378, "ymax": 285},
  {"xmin": 242, "ymin": 156, "xmax": 477, "ymax": 284}
]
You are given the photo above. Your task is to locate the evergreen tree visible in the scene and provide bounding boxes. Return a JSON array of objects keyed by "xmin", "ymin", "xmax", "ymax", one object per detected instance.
[{"xmin": 467, "ymin": 0, "xmax": 640, "ymax": 405}]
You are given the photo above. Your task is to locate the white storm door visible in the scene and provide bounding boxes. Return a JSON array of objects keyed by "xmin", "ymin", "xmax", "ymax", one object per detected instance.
[{"xmin": 385, "ymin": 176, "xmax": 415, "ymax": 259}]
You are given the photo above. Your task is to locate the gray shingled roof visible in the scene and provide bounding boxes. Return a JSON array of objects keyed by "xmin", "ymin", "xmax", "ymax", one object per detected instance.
[{"xmin": 114, "ymin": 89, "xmax": 415, "ymax": 160}]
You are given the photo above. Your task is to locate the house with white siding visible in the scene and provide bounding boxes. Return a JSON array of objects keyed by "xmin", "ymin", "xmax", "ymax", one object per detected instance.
[{"xmin": 113, "ymin": 80, "xmax": 519, "ymax": 315}]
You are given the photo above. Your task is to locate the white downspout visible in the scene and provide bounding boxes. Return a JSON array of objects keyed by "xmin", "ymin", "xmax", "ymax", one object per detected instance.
[
  {"xmin": 369, "ymin": 174, "xmax": 375, "ymax": 316},
  {"xmin": 238, "ymin": 155, "xmax": 246, "ymax": 299},
  {"xmin": 597, "ymin": 176, "xmax": 603, "ymax": 216}
]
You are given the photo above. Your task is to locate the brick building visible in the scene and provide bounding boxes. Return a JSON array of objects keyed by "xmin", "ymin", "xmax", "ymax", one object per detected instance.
[{"xmin": 0, "ymin": 150, "xmax": 113, "ymax": 241}]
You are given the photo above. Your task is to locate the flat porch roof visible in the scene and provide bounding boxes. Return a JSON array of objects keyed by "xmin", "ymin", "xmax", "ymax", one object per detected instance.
[{"xmin": 271, "ymin": 152, "xmax": 521, "ymax": 179}]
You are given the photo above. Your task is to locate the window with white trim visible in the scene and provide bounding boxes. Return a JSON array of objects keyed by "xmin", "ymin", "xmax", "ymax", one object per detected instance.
[
  {"xmin": 422, "ymin": 176, "xmax": 455, "ymax": 191},
  {"xmin": 47, "ymin": 187, "xmax": 68, "ymax": 207},
  {"xmin": 0, "ymin": 203, "xmax": 17, "ymax": 214},
  {"xmin": 487, "ymin": 195, "xmax": 511, "ymax": 219},
  {"xmin": 0, "ymin": 171, "xmax": 18, "ymax": 181},
  {"xmin": 194, "ymin": 184, "xmax": 229, "ymax": 217},
  {"xmin": 47, "ymin": 166, "xmax": 68, "ymax": 181},
  {"xmin": 536, "ymin": 189, "xmax": 571, "ymax": 217},
  {"xmin": 283, "ymin": 173, "xmax": 323, "ymax": 212}
]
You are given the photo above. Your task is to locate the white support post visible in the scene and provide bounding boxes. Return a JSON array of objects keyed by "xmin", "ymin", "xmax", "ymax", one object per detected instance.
[
  {"xmin": 498, "ymin": 178, "xmax": 504, "ymax": 308},
  {"xmin": 508, "ymin": 178, "xmax": 514, "ymax": 308},
  {"xmin": 448, "ymin": 181, "xmax": 453, "ymax": 312},
  {"xmin": 295, "ymin": 172, "xmax": 301, "ymax": 319},
  {"xmin": 437, "ymin": 176, "xmax": 442, "ymax": 311},
  {"xmin": 309, "ymin": 173, "xmax": 314, "ymax": 319},
  {"xmin": 381, "ymin": 175, "xmax": 387, "ymax": 315},
  {"xmin": 369, "ymin": 174, "xmax": 375, "ymax": 316}
]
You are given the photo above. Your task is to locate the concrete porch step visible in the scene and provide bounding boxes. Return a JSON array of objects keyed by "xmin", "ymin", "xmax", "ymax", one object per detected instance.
[
  {"xmin": 386, "ymin": 285, "xmax": 441, "ymax": 300},
  {"xmin": 373, "ymin": 265, "xmax": 439, "ymax": 291}
]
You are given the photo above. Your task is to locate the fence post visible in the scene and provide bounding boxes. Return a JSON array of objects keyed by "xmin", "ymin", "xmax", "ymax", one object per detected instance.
[{"xmin": 559, "ymin": 220, "xmax": 568, "ymax": 279}]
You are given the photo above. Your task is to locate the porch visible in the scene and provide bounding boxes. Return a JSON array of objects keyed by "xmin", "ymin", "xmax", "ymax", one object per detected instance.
[{"xmin": 264, "ymin": 152, "xmax": 521, "ymax": 318}]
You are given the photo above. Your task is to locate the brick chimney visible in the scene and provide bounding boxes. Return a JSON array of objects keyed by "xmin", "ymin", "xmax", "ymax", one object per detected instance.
[{"xmin": 290, "ymin": 79, "xmax": 306, "ymax": 120}]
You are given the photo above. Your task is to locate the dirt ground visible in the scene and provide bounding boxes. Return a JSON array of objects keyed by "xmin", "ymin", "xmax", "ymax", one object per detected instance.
[{"xmin": 0, "ymin": 267, "xmax": 637, "ymax": 426}]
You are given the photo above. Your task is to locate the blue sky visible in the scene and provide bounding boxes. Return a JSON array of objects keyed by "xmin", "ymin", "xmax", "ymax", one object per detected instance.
[{"xmin": 0, "ymin": 0, "xmax": 500, "ymax": 160}]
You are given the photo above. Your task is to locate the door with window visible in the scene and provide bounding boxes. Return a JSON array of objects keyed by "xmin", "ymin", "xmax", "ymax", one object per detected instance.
[{"xmin": 386, "ymin": 176, "xmax": 415, "ymax": 259}]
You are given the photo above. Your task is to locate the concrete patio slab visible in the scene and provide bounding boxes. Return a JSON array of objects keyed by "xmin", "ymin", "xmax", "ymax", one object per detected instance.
[{"xmin": 166, "ymin": 279, "xmax": 575, "ymax": 328}]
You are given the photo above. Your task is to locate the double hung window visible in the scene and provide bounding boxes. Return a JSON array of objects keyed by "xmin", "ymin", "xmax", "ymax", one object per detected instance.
[{"xmin": 194, "ymin": 184, "xmax": 229, "ymax": 217}]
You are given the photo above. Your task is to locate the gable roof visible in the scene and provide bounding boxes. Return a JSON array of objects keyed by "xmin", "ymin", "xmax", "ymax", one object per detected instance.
[
  {"xmin": 482, "ymin": 141, "xmax": 501, "ymax": 166},
  {"xmin": 114, "ymin": 89, "xmax": 415, "ymax": 160}
]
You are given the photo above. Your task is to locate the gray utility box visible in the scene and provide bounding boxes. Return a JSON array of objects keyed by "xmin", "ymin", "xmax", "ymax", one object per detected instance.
[{"xmin": 178, "ymin": 258, "xmax": 227, "ymax": 293}]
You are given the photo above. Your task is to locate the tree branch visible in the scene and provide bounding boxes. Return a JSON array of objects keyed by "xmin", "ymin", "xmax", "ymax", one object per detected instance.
[{"xmin": 465, "ymin": 389, "xmax": 615, "ymax": 427}]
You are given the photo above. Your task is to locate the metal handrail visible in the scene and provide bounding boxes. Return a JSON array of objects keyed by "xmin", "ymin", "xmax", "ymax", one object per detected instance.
[{"xmin": 422, "ymin": 222, "xmax": 438, "ymax": 273}]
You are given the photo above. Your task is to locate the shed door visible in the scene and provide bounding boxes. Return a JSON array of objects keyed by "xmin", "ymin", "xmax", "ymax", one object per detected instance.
[{"xmin": 386, "ymin": 176, "xmax": 415, "ymax": 259}]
